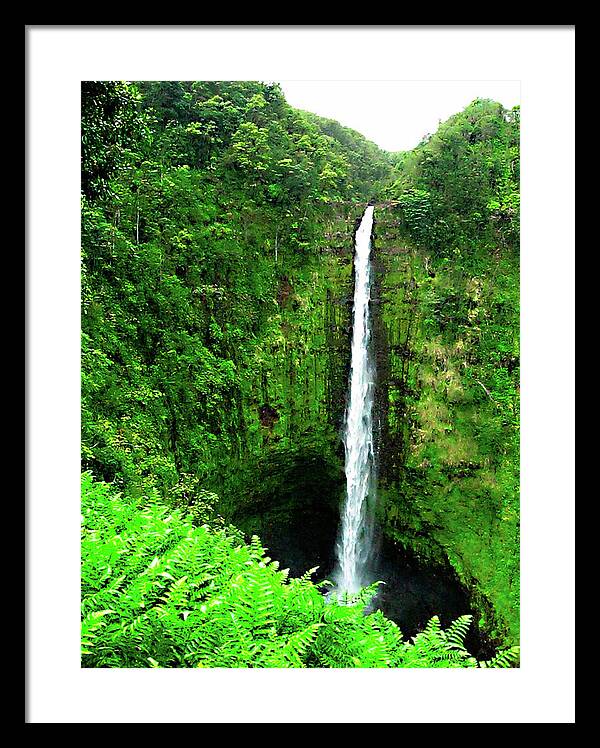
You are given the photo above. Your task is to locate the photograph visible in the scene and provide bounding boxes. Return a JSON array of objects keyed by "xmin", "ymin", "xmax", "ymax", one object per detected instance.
[{"xmin": 80, "ymin": 79, "xmax": 521, "ymax": 669}]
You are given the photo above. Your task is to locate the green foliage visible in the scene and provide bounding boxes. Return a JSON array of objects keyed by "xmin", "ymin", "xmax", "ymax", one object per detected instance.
[
  {"xmin": 81, "ymin": 83, "xmax": 520, "ymax": 662},
  {"xmin": 375, "ymin": 99, "xmax": 520, "ymax": 646},
  {"xmin": 81, "ymin": 81, "xmax": 146, "ymax": 201},
  {"xmin": 81, "ymin": 81, "xmax": 381, "ymax": 500},
  {"xmin": 384, "ymin": 99, "xmax": 520, "ymax": 256},
  {"xmin": 81, "ymin": 474, "xmax": 518, "ymax": 668},
  {"xmin": 303, "ymin": 112, "xmax": 393, "ymax": 198}
]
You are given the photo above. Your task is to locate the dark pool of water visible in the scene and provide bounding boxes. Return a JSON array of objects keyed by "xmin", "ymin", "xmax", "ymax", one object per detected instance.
[
  {"xmin": 367, "ymin": 535, "xmax": 493, "ymax": 658},
  {"xmin": 256, "ymin": 510, "xmax": 492, "ymax": 660}
]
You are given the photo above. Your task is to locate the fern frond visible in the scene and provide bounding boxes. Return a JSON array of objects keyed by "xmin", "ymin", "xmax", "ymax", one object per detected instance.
[{"xmin": 480, "ymin": 646, "xmax": 520, "ymax": 668}]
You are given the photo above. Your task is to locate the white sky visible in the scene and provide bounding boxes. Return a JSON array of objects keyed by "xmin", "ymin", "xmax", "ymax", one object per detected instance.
[{"xmin": 280, "ymin": 80, "xmax": 521, "ymax": 152}]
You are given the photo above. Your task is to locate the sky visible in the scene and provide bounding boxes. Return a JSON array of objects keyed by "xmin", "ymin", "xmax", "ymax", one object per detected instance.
[{"xmin": 280, "ymin": 81, "xmax": 520, "ymax": 152}]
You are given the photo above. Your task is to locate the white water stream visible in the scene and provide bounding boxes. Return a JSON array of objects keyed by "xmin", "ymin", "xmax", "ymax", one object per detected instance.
[{"xmin": 334, "ymin": 205, "xmax": 376, "ymax": 596}]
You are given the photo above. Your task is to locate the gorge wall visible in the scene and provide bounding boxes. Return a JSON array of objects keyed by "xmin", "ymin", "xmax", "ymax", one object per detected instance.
[
  {"xmin": 216, "ymin": 201, "xmax": 519, "ymax": 649},
  {"xmin": 215, "ymin": 202, "xmax": 363, "ymax": 578},
  {"xmin": 371, "ymin": 204, "xmax": 520, "ymax": 647}
]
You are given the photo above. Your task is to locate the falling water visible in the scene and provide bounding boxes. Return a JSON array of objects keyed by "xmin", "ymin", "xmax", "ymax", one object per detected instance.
[{"xmin": 334, "ymin": 204, "xmax": 376, "ymax": 596}]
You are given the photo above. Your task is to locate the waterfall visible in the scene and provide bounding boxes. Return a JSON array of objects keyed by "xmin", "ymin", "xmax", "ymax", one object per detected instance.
[{"xmin": 334, "ymin": 204, "xmax": 376, "ymax": 596}]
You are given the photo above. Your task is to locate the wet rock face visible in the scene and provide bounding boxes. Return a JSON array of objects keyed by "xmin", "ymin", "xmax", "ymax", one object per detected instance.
[
  {"xmin": 369, "ymin": 203, "xmax": 520, "ymax": 648},
  {"xmin": 249, "ymin": 497, "xmax": 340, "ymax": 580},
  {"xmin": 258, "ymin": 404, "xmax": 279, "ymax": 430},
  {"xmin": 213, "ymin": 205, "xmax": 360, "ymax": 517},
  {"xmin": 225, "ymin": 444, "xmax": 345, "ymax": 579}
]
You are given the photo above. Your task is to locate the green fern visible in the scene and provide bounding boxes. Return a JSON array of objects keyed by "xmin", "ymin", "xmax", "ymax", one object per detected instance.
[
  {"xmin": 81, "ymin": 473, "xmax": 518, "ymax": 668},
  {"xmin": 480, "ymin": 646, "xmax": 521, "ymax": 668}
]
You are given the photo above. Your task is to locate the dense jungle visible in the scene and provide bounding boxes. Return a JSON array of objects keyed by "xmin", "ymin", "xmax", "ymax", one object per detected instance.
[{"xmin": 81, "ymin": 81, "xmax": 520, "ymax": 668}]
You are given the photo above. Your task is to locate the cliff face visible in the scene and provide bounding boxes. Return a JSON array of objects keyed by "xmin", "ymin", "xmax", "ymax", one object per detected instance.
[
  {"xmin": 216, "ymin": 199, "xmax": 519, "ymax": 645},
  {"xmin": 218, "ymin": 201, "xmax": 519, "ymax": 648},
  {"xmin": 215, "ymin": 203, "xmax": 363, "ymax": 578},
  {"xmin": 371, "ymin": 204, "xmax": 520, "ymax": 647}
]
